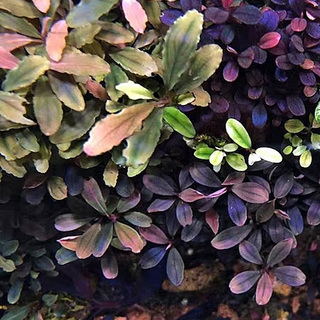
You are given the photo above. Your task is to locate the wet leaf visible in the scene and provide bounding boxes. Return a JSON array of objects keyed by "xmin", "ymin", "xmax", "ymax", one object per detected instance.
[
  {"xmin": 267, "ymin": 238, "xmax": 293, "ymax": 267},
  {"xmin": 228, "ymin": 193, "xmax": 247, "ymax": 226},
  {"xmin": 47, "ymin": 176, "xmax": 67, "ymax": 200},
  {"xmin": 229, "ymin": 270, "xmax": 260, "ymax": 294},
  {"xmin": 76, "ymin": 223, "xmax": 101, "ymax": 259},
  {"xmin": 0, "ymin": 47, "xmax": 20, "ymax": 70},
  {"xmin": 46, "ymin": 20, "xmax": 68, "ymax": 62},
  {"xmin": 101, "ymin": 249, "xmax": 118, "ymax": 279},
  {"xmin": 274, "ymin": 171, "xmax": 294, "ymax": 199},
  {"xmin": 256, "ymin": 272, "xmax": 272, "ymax": 305},
  {"xmin": 255, "ymin": 147, "xmax": 282, "ymax": 163},
  {"xmin": 232, "ymin": 183, "xmax": 269, "ymax": 204},
  {"xmin": 166, "ymin": 247, "xmax": 184, "ymax": 286},
  {"xmin": 274, "ymin": 266, "xmax": 306, "ymax": 286},
  {"xmin": 239, "ymin": 241, "xmax": 263, "ymax": 264},
  {"xmin": 140, "ymin": 246, "xmax": 166, "ymax": 269},
  {"xmin": 93, "ymin": 223, "xmax": 113, "ymax": 257},
  {"xmin": 116, "ymin": 81, "xmax": 155, "ymax": 100},
  {"xmin": 139, "ymin": 224, "xmax": 169, "ymax": 244},
  {"xmin": 226, "ymin": 118, "xmax": 252, "ymax": 149},
  {"xmin": 122, "ymin": 0, "xmax": 148, "ymax": 34}
]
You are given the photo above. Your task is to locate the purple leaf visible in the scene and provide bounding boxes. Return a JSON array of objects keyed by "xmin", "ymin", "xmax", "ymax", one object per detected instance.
[
  {"xmin": 223, "ymin": 61, "xmax": 239, "ymax": 82},
  {"xmin": 116, "ymin": 175, "xmax": 134, "ymax": 197},
  {"xmin": 205, "ymin": 7, "xmax": 229, "ymax": 24},
  {"xmin": 166, "ymin": 207, "xmax": 180, "ymax": 237},
  {"xmin": 290, "ymin": 181, "xmax": 304, "ymax": 195},
  {"xmin": 237, "ymin": 47, "xmax": 254, "ymax": 69},
  {"xmin": 299, "ymin": 71, "xmax": 316, "ymax": 86},
  {"xmin": 273, "ymin": 266, "xmax": 306, "ymax": 286},
  {"xmin": 267, "ymin": 238, "xmax": 293, "ymax": 267},
  {"xmin": 259, "ymin": 32, "xmax": 281, "ymax": 49},
  {"xmin": 211, "ymin": 224, "xmax": 253, "ymax": 250},
  {"xmin": 181, "ymin": 218, "xmax": 203, "ymax": 242},
  {"xmin": 76, "ymin": 223, "xmax": 101, "ymax": 259},
  {"xmin": 55, "ymin": 214, "xmax": 92, "ymax": 231},
  {"xmin": 101, "ymin": 249, "xmax": 118, "ymax": 279},
  {"xmin": 179, "ymin": 167, "xmax": 193, "ymax": 190},
  {"xmin": 160, "ymin": 9, "xmax": 183, "ymax": 26},
  {"xmin": 276, "ymin": 55, "xmax": 294, "ymax": 71},
  {"xmin": 222, "ymin": 172, "xmax": 245, "ymax": 186},
  {"xmin": 288, "ymin": 206, "xmax": 303, "ymax": 235},
  {"xmin": 248, "ymin": 86, "xmax": 263, "ymax": 100},
  {"xmin": 231, "ymin": 183, "xmax": 269, "ymax": 204},
  {"xmin": 239, "ymin": 241, "xmax": 263, "ymax": 264},
  {"xmin": 306, "ymin": 22, "xmax": 320, "ymax": 39},
  {"xmin": 291, "ymin": 17, "xmax": 307, "ymax": 32},
  {"xmin": 273, "ymin": 171, "xmax": 294, "ymax": 199},
  {"xmin": 307, "ymin": 199, "xmax": 320, "ymax": 226},
  {"xmin": 65, "ymin": 166, "xmax": 84, "ymax": 196},
  {"xmin": 209, "ymin": 95, "xmax": 230, "ymax": 113},
  {"xmin": 229, "ymin": 270, "xmax": 260, "ymax": 294},
  {"xmin": 291, "ymin": 35, "xmax": 304, "ymax": 52},
  {"xmin": 143, "ymin": 175, "xmax": 177, "ymax": 196},
  {"xmin": 180, "ymin": 0, "xmax": 202, "ymax": 12},
  {"xmin": 176, "ymin": 200, "xmax": 193, "ymax": 227},
  {"xmin": 232, "ymin": 5, "xmax": 262, "ymax": 24},
  {"xmin": 286, "ymin": 95, "xmax": 305, "ymax": 116},
  {"xmin": 289, "ymin": 0, "xmax": 305, "ymax": 15},
  {"xmin": 139, "ymin": 224, "xmax": 169, "ymax": 244},
  {"xmin": 208, "ymin": 187, "xmax": 228, "ymax": 198},
  {"xmin": 255, "ymin": 200, "xmax": 275, "ymax": 223},
  {"xmin": 24, "ymin": 185, "xmax": 46, "ymax": 205},
  {"xmin": 256, "ymin": 272, "xmax": 273, "ymax": 305},
  {"xmin": 189, "ymin": 163, "xmax": 221, "ymax": 187},
  {"xmin": 220, "ymin": 25, "xmax": 235, "ymax": 44},
  {"xmin": 140, "ymin": 246, "xmax": 167, "ymax": 269},
  {"xmin": 287, "ymin": 52, "xmax": 305, "ymax": 66},
  {"xmin": 248, "ymin": 229, "xmax": 262, "ymax": 251},
  {"xmin": 117, "ymin": 189, "xmax": 141, "ymax": 213},
  {"xmin": 166, "ymin": 247, "xmax": 184, "ymax": 286},
  {"xmin": 228, "ymin": 193, "xmax": 247, "ymax": 226},
  {"xmin": 92, "ymin": 223, "xmax": 113, "ymax": 257},
  {"xmin": 205, "ymin": 209, "xmax": 219, "ymax": 234},
  {"xmin": 147, "ymin": 198, "xmax": 175, "ymax": 213},
  {"xmin": 268, "ymin": 217, "xmax": 286, "ymax": 243},
  {"xmin": 179, "ymin": 188, "xmax": 206, "ymax": 202},
  {"xmin": 251, "ymin": 46, "xmax": 267, "ymax": 64},
  {"xmin": 258, "ymin": 9, "xmax": 279, "ymax": 32},
  {"xmin": 252, "ymin": 104, "xmax": 267, "ymax": 128}
]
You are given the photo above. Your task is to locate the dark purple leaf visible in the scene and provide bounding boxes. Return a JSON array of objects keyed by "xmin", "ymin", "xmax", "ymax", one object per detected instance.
[
  {"xmin": 179, "ymin": 167, "xmax": 193, "ymax": 190},
  {"xmin": 258, "ymin": 9, "xmax": 279, "ymax": 32},
  {"xmin": 196, "ymin": 197, "xmax": 218, "ymax": 212},
  {"xmin": 306, "ymin": 22, "xmax": 320, "ymax": 39},
  {"xmin": 229, "ymin": 270, "xmax": 260, "ymax": 294},
  {"xmin": 255, "ymin": 200, "xmax": 275, "ymax": 223},
  {"xmin": 223, "ymin": 61, "xmax": 239, "ymax": 82},
  {"xmin": 291, "ymin": 35, "xmax": 304, "ymax": 52},
  {"xmin": 140, "ymin": 246, "xmax": 167, "ymax": 269},
  {"xmin": 237, "ymin": 48, "xmax": 254, "ymax": 69},
  {"xmin": 166, "ymin": 207, "xmax": 180, "ymax": 237},
  {"xmin": 288, "ymin": 206, "xmax": 303, "ymax": 235},
  {"xmin": 248, "ymin": 229, "xmax": 262, "ymax": 251},
  {"xmin": 299, "ymin": 72, "xmax": 316, "ymax": 86},
  {"xmin": 307, "ymin": 199, "xmax": 320, "ymax": 226},
  {"xmin": 248, "ymin": 86, "xmax": 263, "ymax": 100},
  {"xmin": 290, "ymin": 181, "xmax": 304, "ymax": 195},
  {"xmin": 65, "ymin": 166, "xmax": 84, "ymax": 196},
  {"xmin": 231, "ymin": 182, "xmax": 269, "ymax": 204},
  {"xmin": 176, "ymin": 200, "xmax": 193, "ymax": 227},
  {"xmin": 268, "ymin": 217, "xmax": 286, "ymax": 243},
  {"xmin": 179, "ymin": 188, "xmax": 206, "ymax": 202},
  {"xmin": 287, "ymin": 52, "xmax": 305, "ymax": 66},
  {"xmin": 24, "ymin": 173, "xmax": 48, "ymax": 189},
  {"xmin": 180, "ymin": 0, "xmax": 202, "ymax": 12},
  {"xmin": 117, "ymin": 189, "xmax": 141, "ymax": 213},
  {"xmin": 291, "ymin": 17, "xmax": 307, "ymax": 32},
  {"xmin": 228, "ymin": 104, "xmax": 241, "ymax": 120},
  {"xmin": 139, "ymin": 224, "xmax": 169, "ymax": 244},
  {"xmin": 92, "ymin": 223, "xmax": 113, "ymax": 257},
  {"xmin": 277, "ymin": 99, "xmax": 288, "ymax": 112},
  {"xmin": 211, "ymin": 224, "xmax": 253, "ymax": 249},
  {"xmin": 166, "ymin": 247, "xmax": 184, "ymax": 286},
  {"xmin": 249, "ymin": 176, "xmax": 271, "ymax": 194},
  {"xmin": 259, "ymin": 32, "xmax": 281, "ymax": 49},
  {"xmin": 101, "ymin": 249, "xmax": 118, "ymax": 279},
  {"xmin": 24, "ymin": 185, "xmax": 46, "ymax": 205},
  {"xmin": 189, "ymin": 163, "xmax": 221, "ymax": 187},
  {"xmin": 209, "ymin": 95, "xmax": 230, "ymax": 113},
  {"xmin": 267, "ymin": 238, "xmax": 293, "ymax": 267},
  {"xmin": 160, "ymin": 9, "xmax": 183, "ymax": 26},
  {"xmin": 82, "ymin": 178, "xmax": 107, "ymax": 214},
  {"xmin": 147, "ymin": 198, "xmax": 175, "ymax": 213},
  {"xmin": 228, "ymin": 193, "xmax": 247, "ymax": 226},
  {"xmin": 143, "ymin": 175, "xmax": 177, "ymax": 196},
  {"xmin": 116, "ymin": 174, "xmax": 134, "ymax": 197},
  {"xmin": 256, "ymin": 272, "xmax": 273, "ymax": 305},
  {"xmin": 232, "ymin": 5, "xmax": 262, "ymax": 25},
  {"xmin": 239, "ymin": 240, "xmax": 263, "ymax": 264},
  {"xmin": 55, "ymin": 213, "xmax": 92, "ymax": 231},
  {"xmin": 289, "ymin": 0, "xmax": 304, "ymax": 15},
  {"xmin": 273, "ymin": 171, "xmax": 294, "ymax": 199},
  {"xmin": 222, "ymin": 172, "xmax": 245, "ymax": 186},
  {"xmin": 205, "ymin": 209, "xmax": 219, "ymax": 234},
  {"xmin": 205, "ymin": 7, "xmax": 229, "ymax": 24},
  {"xmin": 274, "ymin": 266, "xmax": 306, "ymax": 286},
  {"xmin": 220, "ymin": 25, "xmax": 235, "ymax": 44},
  {"xmin": 181, "ymin": 218, "xmax": 203, "ymax": 242},
  {"xmin": 246, "ymin": 68, "xmax": 264, "ymax": 86},
  {"xmin": 252, "ymin": 104, "xmax": 267, "ymax": 128},
  {"xmin": 276, "ymin": 55, "xmax": 294, "ymax": 70},
  {"xmin": 251, "ymin": 46, "xmax": 267, "ymax": 64},
  {"xmin": 275, "ymin": 68, "xmax": 288, "ymax": 82}
]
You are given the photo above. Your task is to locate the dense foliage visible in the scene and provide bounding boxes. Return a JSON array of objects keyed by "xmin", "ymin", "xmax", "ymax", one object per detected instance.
[{"xmin": 0, "ymin": 0, "xmax": 320, "ymax": 318}]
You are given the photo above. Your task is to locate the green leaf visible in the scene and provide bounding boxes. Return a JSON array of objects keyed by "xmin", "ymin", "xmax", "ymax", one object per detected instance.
[
  {"xmin": 0, "ymin": 157, "xmax": 26, "ymax": 178},
  {"xmin": 293, "ymin": 145, "xmax": 306, "ymax": 156},
  {"xmin": 255, "ymin": 147, "xmax": 282, "ymax": 163},
  {"xmin": 315, "ymin": 101, "xmax": 320, "ymax": 124},
  {"xmin": 123, "ymin": 108, "xmax": 163, "ymax": 168},
  {"xmin": 124, "ymin": 212, "xmax": 152, "ymax": 227},
  {"xmin": 311, "ymin": 133, "xmax": 320, "ymax": 149},
  {"xmin": 209, "ymin": 150, "xmax": 225, "ymax": 166},
  {"xmin": 49, "ymin": 101, "xmax": 101, "ymax": 144},
  {"xmin": 223, "ymin": 143, "xmax": 238, "ymax": 152},
  {"xmin": 48, "ymin": 72, "xmax": 85, "ymax": 111},
  {"xmin": 0, "ymin": 0, "xmax": 41, "ymax": 18},
  {"xmin": 226, "ymin": 119, "xmax": 252, "ymax": 149},
  {"xmin": 284, "ymin": 119, "xmax": 305, "ymax": 133},
  {"xmin": 175, "ymin": 44, "xmax": 223, "ymax": 94},
  {"xmin": 66, "ymin": 0, "xmax": 118, "ymax": 28},
  {"xmin": 1, "ymin": 305, "xmax": 31, "ymax": 320},
  {"xmin": 163, "ymin": 107, "xmax": 195, "ymax": 138},
  {"xmin": 283, "ymin": 145, "xmax": 293, "ymax": 155},
  {"xmin": 299, "ymin": 150, "xmax": 312, "ymax": 168},
  {"xmin": 42, "ymin": 294, "xmax": 58, "ymax": 307},
  {"xmin": 8, "ymin": 280, "xmax": 23, "ymax": 304},
  {"xmin": 176, "ymin": 93, "xmax": 195, "ymax": 105},
  {"xmin": 110, "ymin": 47, "xmax": 157, "ymax": 77},
  {"xmin": 33, "ymin": 142, "xmax": 51, "ymax": 173},
  {"xmin": 47, "ymin": 176, "xmax": 67, "ymax": 200},
  {"xmin": 226, "ymin": 153, "xmax": 248, "ymax": 171},
  {"xmin": 2, "ymin": 56, "xmax": 50, "ymax": 92},
  {"xmin": 0, "ymin": 12, "xmax": 41, "ymax": 39},
  {"xmin": 116, "ymin": 81, "xmax": 155, "ymax": 100},
  {"xmin": 15, "ymin": 129, "xmax": 40, "ymax": 153},
  {"xmin": 0, "ymin": 133, "xmax": 30, "ymax": 160},
  {"xmin": 67, "ymin": 24, "xmax": 102, "ymax": 48},
  {"xmin": 194, "ymin": 147, "xmax": 214, "ymax": 160},
  {"xmin": 92, "ymin": 223, "xmax": 113, "ymax": 258},
  {"xmin": 103, "ymin": 160, "xmax": 119, "ymax": 187},
  {"xmin": 163, "ymin": 10, "xmax": 203, "ymax": 90},
  {"xmin": 33, "ymin": 77, "xmax": 63, "ymax": 136},
  {"xmin": 96, "ymin": 21, "xmax": 135, "ymax": 44},
  {"xmin": 0, "ymin": 255, "xmax": 15, "ymax": 272},
  {"xmin": 127, "ymin": 162, "xmax": 148, "ymax": 177}
]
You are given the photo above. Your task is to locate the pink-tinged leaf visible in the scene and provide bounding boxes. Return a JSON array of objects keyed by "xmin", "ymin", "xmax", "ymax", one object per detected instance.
[
  {"xmin": 221, "ymin": 0, "xmax": 234, "ymax": 9},
  {"xmin": 147, "ymin": 198, "xmax": 175, "ymax": 213},
  {"xmin": 273, "ymin": 266, "xmax": 306, "ymax": 286},
  {"xmin": 41, "ymin": 17, "xmax": 51, "ymax": 38},
  {"xmin": 166, "ymin": 247, "xmax": 184, "ymax": 286},
  {"xmin": 57, "ymin": 236, "xmax": 80, "ymax": 251},
  {"xmin": 117, "ymin": 189, "xmax": 141, "ymax": 213},
  {"xmin": 237, "ymin": 47, "xmax": 254, "ymax": 69},
  {"xmin": 101, "ymin": 250, "xmax": 118, "ymax": 279},
  {"xmin": 211, "ymin": 224, "xmax": 253, "ymax": 250},
  {"xmin": 0, "ymin": 33, "xmax": 39, "ymax": 51},
  {"xmin": 222, "ymin": 172, "xmax": 245, "ymax": 186},
  {"xmin": 84, "ymin": 102, "xmax": 155, "ymax": 156},
  {"xmin": 307, "ymin": 199, "xmax": 320, "ymax": 226},
  {"xmin": 223, "ymin": 61, "xmax": 239, "ymax": 82},
  {"xmin": 208, "ymin": 187, "xmax": 228, "ymax": 198},
  {"xmin": 32, "ymin": 0, "xmax": 51, "ymax": 13},
  {"xmin": 229, "ymin": 270, "xmax": 260, "ymax": 294},
  {"xmin": 267, "ymin": 238, "xmax": 293, "ymax": 268},
  {"xmin": 46, "ymin": 20, "xmax": 68, "ymax": 62},
  {"xmin": 139, "ymin": 224, "xmax": 169, "ymax": 244},
  {"xmin": 258, "ymin": 32, "xmax": 281, "ymax": 49},
  {"xmin": 92, "ymin": 223, "xmax": 113, "ymax": 257},
  {"xmin": 176, "ymin": 200, "xmax": 193, "ymax": 226},
  {"xmin": 179, "ymin": 188, "xmax": 206, "ymax": 202},
  {"xmin": 256, "ymin": 272, "xmax": 273, "ymax": 305},
  {"xmin": 85, "ymin": 77, "xmax": 107, "ymax": 101},
  {"xmin": 55, "ymin": 213, "xmax": 92, "ymax": 231},
  {"xmin": 114, "ymin": 221, "xmax": 144, "ymax": 253},
  {"xmin": 239, "ymin": 241, "xmax": 263, "ymax": 264},
  {"xmin": 76, "ymin": 222, "xmax": 101, "ymax": 259},
  {"xmin": 205, "ymin": 209, "xmax": 219, "ymax": 234},
  {"xmin": 122, "ymin": 0, "xmax": 148, "ymax": 34},
  {"xmin": 0, "ymin": 47, "xmax": 19, "ymax": 69},
  {"xmin": 231, "ymin": 182, "xmax": 269, "ymax": 204},
  {"xmin": 286, "ymin": 95, "xmax": 305, "ymax": 116},
  {"xmin": 291, "ymin": 17, "xmax": 307, "ymax": 32}
]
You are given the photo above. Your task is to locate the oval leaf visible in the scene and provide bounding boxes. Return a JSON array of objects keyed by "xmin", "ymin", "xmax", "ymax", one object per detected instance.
[
  {"xmin": 273, "ymin": 171, "xmax": 294, "ymax": 199},
  {"xmin": 139, "ymin": 224, "xmax": 169, "ymax": 244},
  {"xmin": 76, "ymin": 223, "xmax": 102, "ymax": 259},
  {"xmin": 255, "ymin": 147, "xmax": 282, "ymax": 163},
  {"xmin": 226, "ymin": 118, "xmax": 252, "ymax": 149},
  {"xmin": 140, "ymin": 246, "xmax": 166, "ymax": 269},
  {"xmin": 101, "ymin": 249, "xmax": 118, "ymax": 279},
  {"xmin": 166, "ymin": 247, "xmax": 184, "ymax": 286},
  {"xmin": 239, "ymin": 241, "xmax": 263, "ymax": 264},
  {"xmin": 116, "ymin": 81, "xmax": 155, "ymax": 100},
  {"xmin": 307, "ymin": 199, "xmax": 320, "ymax": 226},
  {"xmin": 228, "ymin": 193, "xmax": 247, "ymax": 226},
  {"xmin": 92, "ymin": 223, "xmax": 114, "ymax": 257},
  {"xmin": 143, "ymin": 174, "xmax": 177, "ymax": 196},
  {"xmin": 274, "ymin": 266, "xmax": 306, "ymax": 286},
  {"xmin": 256, "ymin": 272, "xmax": 273, "ymax": 305},
  {"xmin": 267, "ymin": 238, "xmax": 293, "ymax": 268},
  {"xmin": 232, "ymin": 182, "xmax": 269, "ymax": 204},
  {"xmin": 122, "ymin": 0, "xmax": 148, "ymax": 34},
  {"xmin": 229, "ymin": 270, "xmax": 260, "ymax": 294},
  {"xmin": 46, "ymin": 20, "xmax": 68, "ymax": 62}
]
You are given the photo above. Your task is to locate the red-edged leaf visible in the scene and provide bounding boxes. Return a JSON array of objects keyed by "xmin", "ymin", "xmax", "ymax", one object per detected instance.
[
  {"xmin": 140, "ymin": 246, "xmax": 167, "ymax": 269},
  {"xmin": 267, "ymin": 238, "xmax": 293, "ymax": 267},
  {"xmin": 208, "ymin": 187, "xmax": 228, "ymax": 198},
  {"xmin": 307, "ymin": 199, "xmax": 320, "ymax": 226},
  {"xmin": 211, "ymin": 224, "xmax": 253, "ymax": 250},
  {"xmin": 0, "ymin": 47, "xmax": 20, "ymax": 69},
  {"xmin": 205, "ymin": 209, "xmax": 219, "ymax": 234},
  {"xmin": 114, "ymin": 221, "xmax": 144, "ymax": 253},
  {"xmin": 273, "ymin": 266, "xmax": 306, "ymax": 286},
  {"xmin": 258, "ymin": 32, "xmax": 281, "ymax": 49},
  {"xmin": 222, "ymin": 172, "xmax": 245, "ymax": 186},
  {"xmin": 92, "ymin": 223, "xmax": 113, "ymax": 257},
  {"xmin": 239, "ymin": 241, "xmax": 263, "ymax": 264},
  {"xmin": 256, "ymin": 272, "xmax": 273, "ymax": 305},
  {"xmin": 122, "ymin": 0, "xmax": 148, "ymax": 34},
  {"xmin": 231, "ymin": 182, "xmax": 269, "ymax": 204},
  {"xmin": 139, "ymin": 224, "xmax": 169, "ymax": 244},
  {"xmin": 143, "ymin": 174, "xmax": 177, "ymax": 196},
  {"xmin": 176, "ymin": 200, "xmax": 193, "ymax": 226},
  {"xmin": 46, "ymin": 20, "xmax": 68, "ymax": 62},
  {"xmin": 32, "ymin": 0, "xmax": 51, "ymax": 13},
  {"xmin": 101, "ymin": 250, "xmax": 118, "ymax": 279},
  {"xmin": 76, "ymin": 223, "xmax": 101, "ymax": 259},
  {"xmin": 85, "ymin": 77, "xmax": 108, "ymax": 101},
  {"xmin": 0, "ymin": 33, "xmax": 38, "ymax": 51},
  {"xmin": 55, "ymin": 213, "xmax": 92, "ymax": 231},
  {"xmin": 291, "ymin": 17, "xmax": 307, "ymax": 32},
  {"xmin": 179, "ymin": 188, "xmax": 206, "ymax": 202},
  {"xmin": 57, "ymin": 236, "xmax": 79, "ymax": 251},
  {"xmin": 166, "ymin": 247, "xmax": 184, "ymax": 286},
  {"xmin": 229, "ymin": 270, "xmax": 260, "ymax": 294}
]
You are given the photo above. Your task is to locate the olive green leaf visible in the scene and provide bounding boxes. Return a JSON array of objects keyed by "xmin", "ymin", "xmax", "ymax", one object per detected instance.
[
  {"xmin": 33, "ymin": 77, "xmax": 63, "ymax": 136},
  {"xmin": 76, "ymin": 223, "xmax": 102, "ymax": 259},
  {"xmin": 299, "ymin": 150, "xmax": 312, "ymax": 168},
  {"xmin": 2, "ymin": 56, "xmax": 50, "ymax": 92},
  {"xmin": 284, "ymin": 119, "xmax": 305, "ymax": 133},
  {"xmin": 1, "ymin": 305, "xmax": 31, "ymax": 320},
  {"xmin": 48, "ymin": 72, "xmax": 85, "ymax": 111},
  {"xmin": 66, "ymin": 0, "xmax": 118, "ymax": 28},
  {"xmin": 175, "ymin": 44, "xmax": 223, "ymax": 94},
  {"xmin": 67, "ymin": 24, "xmax": 102, "ymax": 48},
  {"xmin": 311, "ymin": 133, "xmax": 320, "ymax": 149},
  {"xmin": 315, "ymin": 101, "xmax": 320, "ymax": 124},
  {"xmin": 209, "ymin": 150, "xmax": 225, "ymax": 166},
  {"xmin": 226, "ymin": 153, "xmax": 248, "ymax": 171},
  {"xmin": 0, "ymin": 133, "xmax": 30, "ymax": 160},
  {"xmin": 110, "ymin": 47, "xmax": 158, "ymax": 77},
  {"xmin": 255, "ymin": 147, "xmax": 282, "ymax": 163},
  {"xmin": 0, "ymin": 157, "xmax": 26, "ymax": 177},
  {"xmin": 116, "ymin": 81, "xmax": 155, "ymax": 100},
  {"xmin": 124, "ymin": 212, "xmax": 152, "ymax": 227},
  {"xmin": 0, "ymin": 12, "xmax": 41, "ymax": 38},
  {"xmin": 33, "ymin": 142, "xmax": 51, "ymax": 173},
  {"xmin": 59, "ymin": 142, "xmax": 83, "ymax": 159},
  {"xmin": 283, "ymin": 145, "xmax": 293, "ymax": 155},
  {"xmin": 163, "ymin": 10, "xmax": 203, "ymax": 90},
  {"xmin": 0, "ymin": 255, "xmax": 15, "ymax": 272},
  {"xmin": 96, "ymin": 22, "xmax": 135, "ymax": 45},
  {"xmin": 163, "ymin": 107, "xmax": 196, "ymax": 138},
  {"xmin": 47, "ymin": 176, "xmax": 68, "ymax": 200},
  {"xmin": 0, "ymin": 116, "xmax": 30, "ymax": 131},
  {"xmin": 140, "ymin": 0, "xmax": 161, "ymax": 29},
  {"xmin": 123, "ymin": 108, "xmax": 163, "ymax": 168},
  {"xmin": 8, "ymin": 280, "xmax": 23, "ymax": 304},
  {"xmin": 226, "ymin": 118, "xmax": 252, "ymax": 149},
  {"xmin": 194, "ymin": 147, "xmax": 215, "ymax": 160},
  {"xmin": 15, "ymin": 129, "xmax": 40, "ymax": 152},
  {"xmin": 0, "ymin": 0, "xmax": 41, "ymax": 18},
  {"xmin": 127, "ymin": 162, "xmax": 148, "ymax": 178},
  {"xmin": 103, "ymin": 160, "xmax": 119, "ymax": 187}
]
